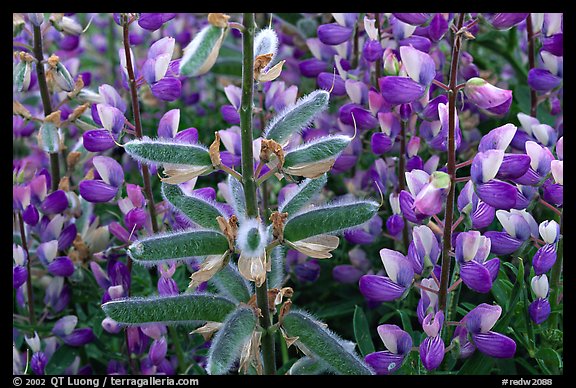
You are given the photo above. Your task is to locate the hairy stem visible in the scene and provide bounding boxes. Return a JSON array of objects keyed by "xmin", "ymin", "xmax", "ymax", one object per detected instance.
[
  {"xmin": 32, "ymin": 24, "xmax": 60, "ymax": 192},
  {"xmin": 18, "ymin": 212, "xmax": 36, "ymax": 326},
  {"xmin": 525, "ymin": 14, "xmax": 538, "ymax": 117},
  {"xmin": 241, "ymin": 12, "xmax": 276, "ymax": 375},
  {"xmin": 438, "ymin": 13, "xmax": 465, "ymax": 315}
]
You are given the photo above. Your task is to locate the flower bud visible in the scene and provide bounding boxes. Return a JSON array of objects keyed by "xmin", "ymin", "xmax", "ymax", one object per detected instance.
[
  {"xmin": 379, "ymin": 76, "xmax": 426, "ymax": 105},
  {"xmin": 149, "ymin": 337, "xmax": 167, "ymax": 366},
  {"xmin": 332, "ymin": 265, "xmax": 363, "ymax": 284},
  {"xmin": 484, "ymin": 13, "xmax": 528, "ymax": 30},
  {"xmin": 531, "ymin": 274, "xmax": 549, "ymax": 299},
  {"xmin": 528, "ymin": 68, "xmax": 562, "ymax": 92},
  {"xmin": 464, "ymin": 77, "xmax": 512, "ymax": 116},
  {"xmin": 539, "ymin": 220, "xmax": 560, "ymax": 244},
  {"xmin": 151, "ymin": 77, "xmax": 182, "ymax": 101},
  {"xmin": 317, "ymin": 23, "xmax": 353, "ymax": 45},
  {"xmin": 529, "ymin": 298, "xmax": 551, "ymax": 325},
  {"xmin": 138, "ymin": 13, "xmax": 176, "ymax": 31}
]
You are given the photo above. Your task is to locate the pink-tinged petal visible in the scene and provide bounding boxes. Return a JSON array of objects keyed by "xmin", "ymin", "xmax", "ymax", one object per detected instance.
[
  {"xmin": 399, "ymin": 190, "xmax": 426, "ymax": 224},
  {"xmin": 126, "ymin": 184, "xmax": 146, "ymax": 208},
  {"xmin": 377, "ymin": 324, "xmax": 413, "ymax": 355},
  {"xmin": 365, "ymin": 351, "xmax": 405, "ymax": 375},
  {"xmin": 464, "ymin": 303, "xmax": 502, "ymax": 333},
  {"xmin": 158, "ymin": 109, "xmax": 180, "ymax": 138},
  {"xmin": 422, "ymin": 310, "xmax": 444, "ymax": 337},
  {"xmin": 460, "ymin": 260, "xmax": 493, "ymax": 293},
  {"xmin": 472, "ymin": 331, "xmax": 516, "ymax": 358},
  {"xmin": 92, "ymin": 156, "xmax": 124, "ymax": 188},
  {"xmin": 484, "ymin": 231, "xmax": 523, "ymax": 255},
  {"xmin": 529, "ymin": 298, "xmax": 551, "ymax": 325},
  {"xmin": 359, "ymin": 275, "xmax": 406, "ymax": 302},
  {"xmin": 405, "ymin": 169, "xmax": 430, "ymax": 196},
  {"xmin": 79, "ymin": 180, "xmax": 119, "ymax": 203},
  {"xmin": 475, "ymin": 180, "xmax": 517, "ymax": 210},
  {"xmin": 379, "ymin": 76, "xmax": 426, "ymax": 105},
  {"xmin": 419, "ymin": 336, "xmax": 445, "ymax": 370},
  {"xmin": 464, "ymin": 77, "xmax": 512, "ymax": 115},
  {"xmin": 414, "ymin": 183, "xmax": 444, "ymax": 216}
]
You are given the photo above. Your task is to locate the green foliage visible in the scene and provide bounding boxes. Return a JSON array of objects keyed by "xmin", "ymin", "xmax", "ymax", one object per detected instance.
[
  {"xmin": 278, "ymin": 174, "xmax": 327, "ymax": 216},
  {"xmin": 209, "ymin": 262, "xmax": 253, "ymax": 303},
  {"xmin": 102, "ymin": 293, "xmax": 236, "ymax": 325},
  {"xmin": 288, "ymin": 356, "xmax": 330, "ymax": 375},
  {"xmin": 283, "ymin": 135, "xmax": 350, "ymax": 167},
  {"xmin": 353, "ymin": 306, "xmax": 375, "ymax": 357},
  {"xmin": 180, "ymin": 24, "xmax": 226, "ymax": 77},
  {"xmin": 124, "ymin": 138, "xmax": 212, "ymax": 167},
  {"xmin": 207, "ymin": 306, "xmax": 257, "ymax": 375},
  {"xmin": 161, "ymin": 183, "xmax": 225, "ymax": 230}
]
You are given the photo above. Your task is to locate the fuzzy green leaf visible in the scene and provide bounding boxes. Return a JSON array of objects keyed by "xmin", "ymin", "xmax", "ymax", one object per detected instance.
[
  {"xmin": 102, "ymin": 293, "xmax": 236, "ymax": 325},
  {"xmin": 180, "ymin": 24, "xmax": 226, "ymax": 77},
  {"xmin": 162, "ymin": 183, "xmax": 226, "ymax": 230},
  {"xmin": 282, "ymin": 309, "xmax": 374, "ymax": 375},
  {"xmin": 38, "ymin": 122, "xmax": 61, "ymax": 153},
  {"xmin": 227, "ymin": 174, "xmax": 246, "ymax": 218},
  {"xmin": 209, "ymin": 262, "xmax": 252, "ymax": 303},
  {"xmin": 265, "ymin": 90, "xmax": 329, "ymax": 144},
  {"xmin": 127, "ymin": 230, "xmax": 229, "ymax": 265},
  {"xmin": 13, "ymin": 61, "xmax": 30, "ymax": 92},
  {"xmin": 288, "ymin": 356, "xmax": 331, "ymax": 375},
  {"xmin": 207, "ymin": 306, "xmax": 257, "ymax": 375},
  {"xmin": 268, "ymin": 245, "xmax": 286, "ymax": 289},
  {"xmin": 283, "ymin": 135, "xmax": 350, "ymax": 167},
  {"xmin": 124, "ymin": 138, "xmax": 212, "ymax": 167},
  {"xmin": 278, "ymin": 174, "xmax": 326, "ymax": 216},
  {"xmin": 353, "ymin": 306, "xmax": 375, "ymax": 357},
  {"xmin": 283, "ymin": 199, "xmax": 379, "ymax": 242}
]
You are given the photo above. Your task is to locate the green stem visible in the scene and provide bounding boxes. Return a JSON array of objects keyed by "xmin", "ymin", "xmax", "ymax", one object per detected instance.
[
  {"xmin": 32, "ymin": 24, "xmax": 60, "ymax": 192},
  {"xmin": 525, "ymin": 14, "xmax": 538, "ymax": 117},
  {"xmin": 241, "ymin": 12, "xmax": 276, "ymax": 375},
  {"xmin": 438, "ymin": 13, "xmax": 465, "ymax": 315},
  {"xmin": 169, "ymin": 326, "xmax": 186, "ymax": 374},
  {"xmin": 548, "ymin": 211, "xmax": 563, "ymax": 328}
]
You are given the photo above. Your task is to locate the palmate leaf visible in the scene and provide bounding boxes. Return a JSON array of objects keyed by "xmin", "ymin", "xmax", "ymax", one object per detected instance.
[
  {"xmin": 162, "ymin": 183, "xmax": 227, "ymax": 231},
  {"xmin": 102, "ymin": 293, "xmax": 236, "ymax": 326},
  {"xmin": 283, "ymin": 199, "xmax": 379, "ymax": 242},
  {"xmin": 264, "ymin": 90, "xmax": 329, "ymax": 145},
  {"xmin": 127, "ymin": 229, "xmax": 229, "ymax": 266},
  {"xmin": 282, "ymin": 309, "xmax": 374, "ymax": 375},
  {"xmin": 207, "ymin": 306, "xmax": 257, "ymax": 375}
]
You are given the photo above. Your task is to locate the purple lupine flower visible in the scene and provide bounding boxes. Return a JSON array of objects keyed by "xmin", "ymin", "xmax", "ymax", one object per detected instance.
[
  {"xmin": 419, "ymin": 102, "xmax": 462, "ymax": 151},
  {"xmin": 317, "ymin": 71, "xmax": 346, "ymax": 95},
  {"xmin": 417, "ymin": 277, "xmax": 439, "ymax": 323},
  {"xmin": 419, "ymin": 311, "xmax": 445, "ymax": 370},
  {"xmin": 528, "ymin": 68, "xmax": 562, "ymax": 91},
  {"xmin": 457, "ymin": 181, "xmax": 495, "ymax": 229},
  {"xmin": 333, "ymin": 265, "xmax": 364, "ymax": 284},
  {"xmin": 542, "ymin": 33, "xmax": 563, "ymax": 56},
  {"xmin": 299, "ymin": 58, "xmax": 328, "ymax": 77},
  {"xmin": 428, "ymin": 13, "xmax": 449, "ymax": 42},
  {"xmin": 399, "ymin": 45, "xmax": 436, "ymax": 87},
  {"xmin": 483, "ymin": 13, "xmax": 528, "ymax": 30},
  {"xmin": 31, "ymin": 352, "xmax": 48, "ymax": 375},
  {"xmin": 22, "ymin": 203, "xmax": 39, "ymax": 226},
  {"xmin": 407, "ymin": 225, "xmax": 440, "ymax": 276},
  {"xmin": 455, "ymin": 231, "xmax": 499, "ymax": 293},
  {"xmin": 40, "ymin": 190, "xmax": 68, "ymax": 215},
  {"xmin": 393, "ymin": 13, "xmax": 431, "ymax": 26},
  {"xmin": 83, "ymin": 129, "xmax": 116, "ymax": 152},
  {"xmin": 294, "ymin": 259, "xmax": 321, "ymax": 283},
  {"xmin": 344, "ymin": 214, "xmax": 382, "ymax": 245},
  {"xmin": 379, "ymin": 76, "xmax": 426, "ymax": 105},
  {"xmin": 149, "ymin": 336, "xmax": 168, "ymax": 366},
  {"xmin": 365, "ymin": 324, "xmax": 413, "ymax": 374},
  {"xmin": 363, "ymin": 39, "xmax": 384, "ymax": 62},
  {"xmin": 52, "ymin": 315, "xmax": 77, "ymax": 337},
  {"xmin": 359, "ymin": 248, "xmax": 414, "ymax": 302},
  {"xmin": 462, "ymin": 303, "xmax": 516, "ymax": 358},
  {"xmin": 529, "ymin": 274, "xmax": 551, "ymax": 324},
  {"xmin": 410, "ymin": 170, "xmax": 450, "ymax": 218},
  {"xmin": 419, "ymin": 95, "xmax": 448, "ymax": 121},
  {"xmin": 79, "ymin": 156, "xmax": 124, "ymax": 203},
  {"xmin": 127, "ymin": 327, "xmax": 150, "ymax": 356},
  {"xmin": 317, "ymin": 23, "xmax": 353, "ymax": 46},
  {"xmin": 138, "ymin": 13, "xmax": 177, "ymax": 31},
  {"xmin": 151, "ymin": 77, "xmax": 182, "ymax": 101},
  {"xmin": 463, "ymin": 77, "xmax": 513, "ymax": 116},
  {"xmin": 47, "ymin": 256, "xmax": 75, "ymax": 277}
]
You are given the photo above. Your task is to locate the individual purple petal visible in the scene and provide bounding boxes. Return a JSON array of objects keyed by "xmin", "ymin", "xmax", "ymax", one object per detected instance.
[
  {"xmin": 83, "ymin": 129, "xmax": 116, "ymax": 152},
  {"xmin": 158, "ymin": 276, "xmax": 179, "ymax": 296},
  {"xmin": 40, "ymin": 190, "xmax": 68, "ymax": 215},
  {"xmin": 454, "ymin": 326, "xmax": 476, "ymax": 359},
  {"xmin": 174, "ymin": 127, "xmax": 199, "ymax": 143},
  {"xmin": 542, "ymin": 182, "xmax": 563, "ymax": 207},
  {"xmin": 478, "ymin": 123, "xmax": 517, "ymax": 152},
  {"xmin": 365, "ymin": 351, "xmax": 405, "ymax": 375},
  {"xmin": 99, "ymin": 84, "xmax": 127, "ymax": 113},
  {"xmin": 138, "ymin": 13, "xmax": 176, "ymax": 31},
  {"xmin": 149, "ymin": 337, "xmax": 167, "ymax": 366},
  {"xmin": 90, "ymin": 262, "xmax": 111, "ymax": 289},
  {"xmin": 344, "ymin": 228, "xmax": 374, "ymax": 245},
  {"xmin": 58, "ymin": 223, "xmax": 77, "ymax": 251},
  {"xmin": 79, "ymin": 180, "xmax": 118, "ymax": 203},
  {"xmin": 108, "ymin": 221, "xmax": 133, "ymax": 244},
  {"xmin": 48, "ymin": 257, "xmax": 75, "ymax": 277},
  {"xmin": 220, "ymin": 105, "xmax": 241, "ymax": 125},
  {"xmin": 359, "ymin": 275, "xmax": 406, "ymax": 302},
  {"xmin": 399, "ymin": 190, "xmax": 427, "ymax": 224},
  {"xmin": 332, "ymin": 265, "xmax": 364, "ymax": 284},
  {"xmin": 62, "ymin": 328, "xmax": 95, "ymax": 347},
  {"xmin": 472, "ymin": 331, "xmax": 516, "ymax": 358},
  {"xmin": 317, "ymin": 23, "xmax": 353, "ymax": 45},
  {"xmin": 31, "ymin": 352, "xmax": 48, "ymax": 375},
  {"xmin": 406, "ymin": 156, "xmax": 424, "ymax": 172},
  {"xmin": 92, "ymin": 156, "xmax": 124, "ymax": 187},
  {"xmin": 399, "ymin": 35, "xmax": 432, "ymax": 53},
  {"xmin": 96, "ymin": 104, "xmax": 125, "ymax": 133},
  {"xmin": 428, "ymin": 13, "xmax": 448, "ymax": 42},
  {"xmin": 460, "ymin": 260, "xmax": 493, "ymax": 293},
  {"xmin": 23, "ymin": 204, "xmax": 40, "ymax": 226},
  {"xmin": 532, "ymin": 243, "xmax": 557, "ymax": 275},
  {"xmin": 484, "ymin": 258, "xmax": 500, "ymax": 282},
  {"xmin": 496, "ymin": 154, "xmax": 531, "ymax": 180},
  {"xmin": 393, "ymin": 13, "xmax": 431, "ymax": 26},
  {"xmin": 124, "ymin": 208, "xmax": 147, "ymax": 232},
  {"xmin": 528, "ymin": 68, "xmax": 562, "ymax": 91},
  {"xmin": 484, "ymin": 13, "xmax": 528, "ymax": 30},
  {"xmin": 471, "ymin": 200, "xmax": 496, "ymax": 230},
  {"xmin": 13, "ymin": 266, "xmax": 27, "ymax": 289},
  {"xmin": 529, "ymin": 298, "xmax": 551, "ymax": 325},
  {"xmin": 475, "ymin": 180, "xmax": 517, "ymax": 210},
  {"xmin": 157, "ymin": 109, "xmax": 180, "ymax": 138},
  {"xmin": 399, "ymin": 45, "xmax": 436, "ymax": 86},
  {"xmin": 363, "ymin": 39, "xmax": 384, "ymax": 62},
  {"xmin": 542, "ymin": 33, "xmax": 563, "ymax": 56},
  {"xmin": 464, "ymin": 303, "xmax": 502, "ymax": 334},
  {"xmin": 317, "ymin": 72, "xmax": 346, "ymax": 95},
  {"xmin": 379, "ymin": 76, "xmax": 426, "ymax": 105},
  {"xmin": 419, "ymin": 336, "xmax": 445, "ymax": 371},
  {"xmin": 52, "ymin": 315, "xmax": 78, "ymax": 337},
  {"xmin": 420, "ymin": 95, "xmax": 448, "ymax": 121},
  {"xmin": 422, "ymin": 311, "xmax": 444, "ymax": 337},
  {"xmin": 299, "ymin": 58, "xmax": 328, "ymax": 77},
  {"xmin": 151, "ymin": 77, "xmax": 182, "ymax": 102},
  {"xmin": 371, "ymin": 132, "xmax": 393, "ymax": 154},
  {"xmin": 484, "ymin": 231, "xmax": 523, "ymax": 255},
  {"xmin": 377, "ymin": 324, "xmax": 413, "ymax": 355},
  {"xmin": 386, "ymin": 214, "xmax": 404, "ymax": 237},
  {"xmin": 294, "ymin": 259, "xmax": 321, "ymax": 283},
  {"xmin": 512, "ymin": 190, "xmax": 530, "ymax": 210}
]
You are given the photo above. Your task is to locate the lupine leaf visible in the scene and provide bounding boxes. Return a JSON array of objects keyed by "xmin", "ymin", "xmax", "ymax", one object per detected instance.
[
  {"xmin": 38, "ymin": 122, "xmax": 61, "ymax": 153},
  {"xmin": 127, "ymin": 229, "xmax": 229, "ymax": 266},
  {"xmin": 268, "ymin": 245, "xmax": 286, "ymax": 289},
  {"xmin": 209, "ymin": 262, "xmax": 252, "ymax": 303},
  {"xmin": 162, "ymin": 183, "xmax": 225, "ymax": 230},
  {"xmin": 102, "ymin": 293, "xmax": 236, "ymax": 325},
  {"xmin": 180, "ymin": 24, "xmax": 226, "ymax": 77},
  {"xmin": 264, "ymin": 90, "xmax": 329, "ymax": 144},
  {"xmin": 282, "ymin": 309, "xmax": 374, "ymax": 375},
  {"xmin": 278, "ymin": 174, "xmax": 327, "ymax": 216},
  {"xmin": 283, "ymin": 199, "xmax": 379, "ymax": 242},
  {"xmin": 495, "ymin": 258, "xmax": 525, "ymax": 331},
  {"xmin": 353, "ymin": 306, "xmax": 375, "ymax": 357},
  {"xmin": 283, "ymin": 135, "xmax": 350, "ymax": 168},
  {"xmin": 13, "ymin": 61, "xmax": 30, "ymax": 92},
  {"xmin": 44, "ymin": 345, "xmax": 79, "ymax": 375},
  {"xmin": 228, "ymin": 174, "xmax": 246, "ymax": 218},
  {"xmin": 288, "ymin": 356, "xmax": 331, "ymax": 375},
  {"xmin": 207, "ymin": 306, "xmax": 257, "ymax": 375},
  {"xmin": 457, "ymin": 352, "xmax": 494, "ymax": 375},
  {"xmin": 124, "ymin": 138, "xmax": 212, "ymax": 167}
]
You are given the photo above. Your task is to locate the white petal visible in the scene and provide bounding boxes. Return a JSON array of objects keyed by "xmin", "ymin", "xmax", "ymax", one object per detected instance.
[
  {"xmin": 551, "ymin": 160, "xmax": 563, "ymax": 185},
  {"xmin": 379, "ymin": 248, "xmax": 406, "ymax": 283},
  {"xmin": 539, "ymin": 220, "xmax": 559, "ymax": 244},
  {"xmin": 496, "ymin": 210, "xmax": 515, "ymax": 237},
  {"xmin": 154, "ymin": 53, "xmax": 172, "ymax": 83},
  {"xmin": 525, "ymin": 141, "xmax": 542, "ymax": 171},
  {"xmin": 481, "ymin": 149, "xmax": 504, "ymax": 183},
  {"xmin": 531, "ymin": 274, "xmax": 549, "ymax": 299}
]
